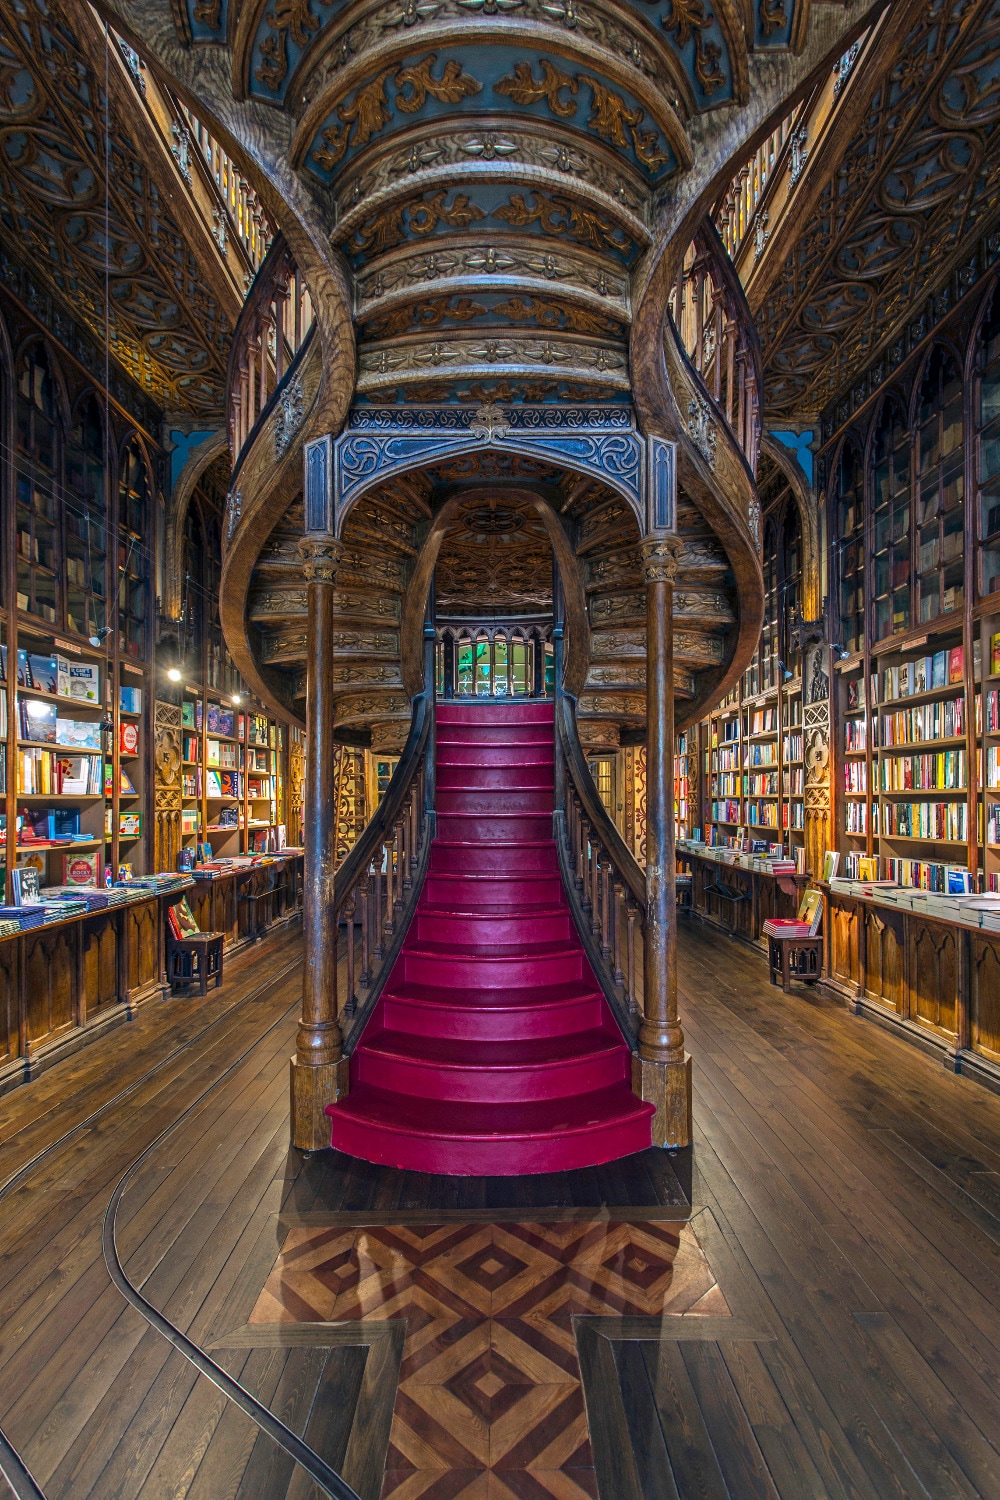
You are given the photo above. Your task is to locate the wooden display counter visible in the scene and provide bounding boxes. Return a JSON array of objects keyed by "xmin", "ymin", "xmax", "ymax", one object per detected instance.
[
  {"xmin": 0, "ymin": 853, "xmax": 303, "ymax": 1096},
  {"xmin": 823, "ymin": 882, "xmax": 1000, "ymax": 1094},
  {"xmin": 678, "ymin": 843, "xmax": 808, "ymax": 946}
]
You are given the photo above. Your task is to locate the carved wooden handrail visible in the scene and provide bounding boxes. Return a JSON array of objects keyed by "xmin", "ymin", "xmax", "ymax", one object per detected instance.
[
  {"xmin": 553, "ymin": 688, "xmax": 643, "ymax": 1044},
  {"xmin": 668, "ymin": 217, "xmax": 762, "ymax": 477},
  {"xmin": 336, "ymin": 673, "xmax": 436, "ymax": 1048},
  {"xmin": 225, "ymin": 231, "xmax": 315, "ymax": 480}
]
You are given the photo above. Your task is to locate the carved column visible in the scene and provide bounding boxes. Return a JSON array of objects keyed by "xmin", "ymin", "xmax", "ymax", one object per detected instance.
[
  {"xmin": 291, "ymin": 536, "xmax": 345, "ymax": 1150},
  {"xmin": 632, "ymin": 537, "xmax": 692, "ymax": 1148}
]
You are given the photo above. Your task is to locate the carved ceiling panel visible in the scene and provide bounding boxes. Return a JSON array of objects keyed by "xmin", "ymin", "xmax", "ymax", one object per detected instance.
[
  {"xmin": 0, "ymin": 0, "xmax": 231, "ymax": 413},
  {"xmin": 435, "ymin": 492, "xmax": 554, "ymax": 612},
  {"xmin": 758, "ymin": 0, "xmax": 1000, "ymax": 419}
]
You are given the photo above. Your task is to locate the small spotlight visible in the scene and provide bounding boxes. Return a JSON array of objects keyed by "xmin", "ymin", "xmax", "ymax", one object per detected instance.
[
  {"xmin": 88, "ymin": 626, "xmax": 112, "ymax": 647},
  {"xmin": 167, "ymin": 667, "xmax": 182, "ymax": 682},
  {"xmin": 232, "ymin": 693, "xmax": 242, "ymax": 704}
]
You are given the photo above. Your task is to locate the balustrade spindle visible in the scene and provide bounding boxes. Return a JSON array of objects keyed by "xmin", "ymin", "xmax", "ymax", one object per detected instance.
[
  {"xmin": 590, "ymin": 841, "xmax": 600, "ymax": 936},
  {"xmin": 611, "ymin": 880, "xmax": 624, "ymax": 985},
  {"xmin": 359, "ymin": 874, "xmax": 372, "ymax": 984},
  {"xmin": 625, "ymin": 896, "xmax": 638, "ymax": 1014},
  {"xmin": 599, "ymin": 857, "xmax": 612, "ymax": 957},
  {"xmin": 373, "ymin": 855, "xmax": 384, "ymax": 958},
  {"xmin": 344, "ymin": 894, "xmax": 357, "ymax": 1017}
]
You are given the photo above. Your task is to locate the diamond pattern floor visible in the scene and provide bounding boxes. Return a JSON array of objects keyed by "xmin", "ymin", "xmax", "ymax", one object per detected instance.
[{"xmin": 250, "ymin": 1219, "xmax": 729, "ymax": 1497}]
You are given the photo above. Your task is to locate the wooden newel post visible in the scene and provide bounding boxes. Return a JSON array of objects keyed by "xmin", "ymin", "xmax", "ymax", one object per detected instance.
[
  {"xmin": 290, "ymin": 534, "xmax": 346, "ymax": 1150},
  {"xmin": 632, "ymin": 536, "xmax": 692, "ymax": 1148}
]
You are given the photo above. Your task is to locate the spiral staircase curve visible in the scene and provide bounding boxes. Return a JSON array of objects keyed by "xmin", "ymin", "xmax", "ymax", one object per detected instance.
[{"xmin": 90, "ymin": 0, "xmax": 878, "ymax": 739}]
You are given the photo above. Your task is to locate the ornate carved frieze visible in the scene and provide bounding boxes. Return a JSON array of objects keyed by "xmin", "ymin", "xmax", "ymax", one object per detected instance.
[
  {"xmin": 334, "ymin": 690, "xmax": 412, "ymax": 724},
  {"xmin": 354, "ymin": 237, "xmax": 629, "ymax": 322},
  {"xmin": 335, "ymin": 402, "xmax": 647, "ymax": 523},
  {"xmin": 303, "ymin": 48, "xmax": 679, "ymax": 186},
  {"xmin": 274, "ymin": 374, "xmax": 306, "ymax": 457},
  {"xmin": 356, "ymin": 333, "xmax": 629, "ymax": 392},
  {"xmin": 332, "ymin": 119, "xmax": 648, "ymax": 238},
  {"xmin": 282, "ymin": 0, "xmax": 691, "ymax": 122}
]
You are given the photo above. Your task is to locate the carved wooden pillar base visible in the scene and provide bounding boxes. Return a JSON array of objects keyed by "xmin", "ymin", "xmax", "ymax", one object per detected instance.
[
  {"xmin": 290, "ymin": 1055, "xmax": 349, "ymax": 1152},
  {"xmin": 632, "ymin": 1052, "xmax": 692, "ymax": 1149}
]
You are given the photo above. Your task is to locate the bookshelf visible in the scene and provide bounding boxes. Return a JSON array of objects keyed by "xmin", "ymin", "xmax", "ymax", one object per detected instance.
[
  {"xmin": 834, "ymin": 621, "xmax": 977, "ymax": 890},
  {"xmin": 3, "ymin": 630, "xmax": 120, "ymax": 893},
  {"xmin": 702, "ymin": 676, "xmax": 805, "ymax": 864},
  {"xmin": 179, "ymin": 690, "xmax": 289, "ymax": 860},
  {"xmin": 674, "ymin": 731, "xmax": 691, "ymax": 841}
]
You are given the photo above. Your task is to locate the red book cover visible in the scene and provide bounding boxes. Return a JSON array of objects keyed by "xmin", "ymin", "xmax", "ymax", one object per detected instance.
[{"xmin": 119, "ymin": 721, "xmax": 139, "ymax": 755}]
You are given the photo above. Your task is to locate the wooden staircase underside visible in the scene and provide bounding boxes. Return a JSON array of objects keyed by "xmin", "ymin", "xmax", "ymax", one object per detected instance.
[{"xmin": 91, "ymin": 0, "xmax": 876, "ymax": 730}]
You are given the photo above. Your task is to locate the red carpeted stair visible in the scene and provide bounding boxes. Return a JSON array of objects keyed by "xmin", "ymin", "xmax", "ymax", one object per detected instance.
[{"xmin": 326, "ymin": 699, "xmax": 654, "ymax": 1174}]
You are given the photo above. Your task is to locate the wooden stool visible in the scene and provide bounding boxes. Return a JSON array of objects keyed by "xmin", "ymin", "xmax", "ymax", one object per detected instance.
[
  {"xmin": 167, "ymin": 932, "xmax": 225, "ymax": 994},
  {"xmin": 676, "ymin": 874, "xmax": 693, "ymax": 915},
  {"xmin": 767, "ymin": 933, "xmax": 822, "ymax": 994}
]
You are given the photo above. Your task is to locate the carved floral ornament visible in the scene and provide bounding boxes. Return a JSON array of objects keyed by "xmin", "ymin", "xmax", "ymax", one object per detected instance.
[
  {"xmin": 639, "ymin": 536, "xmax": 682, "ymax": 583},
  {"xmin": 322, "ymin": 404, "xmax": 669, "ymax": 530},
  {"xmin": 304, "ymin": 54, "xmax": 677, "ymax": 183},
  {"xmin": 246, "ymin": 0, "xmax": 737, "ymax": 111}
]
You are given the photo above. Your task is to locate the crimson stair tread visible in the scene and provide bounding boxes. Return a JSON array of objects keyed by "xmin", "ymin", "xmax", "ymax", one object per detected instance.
[
  {"xmin": 358, "ymin": 1026, "xmax": 625, "ymax": 1070},
  {"xmin": 404, "ymin": 937, "xmax": 584, "ymax": 960},
  {"xmin": 328, "ymin": 1083, "xmax": 654, "ymax": 1140},
  {"xmin": 379, "ymin": 978, "xmax": 606, "ymax": 1009}
]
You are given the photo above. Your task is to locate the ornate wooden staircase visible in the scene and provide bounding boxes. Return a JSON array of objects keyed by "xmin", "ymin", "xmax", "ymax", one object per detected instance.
[
  {"xmin": 89, "ymin": 0, "xmax": 876, "ymax": 1159},
  {"xmin": 328, "ymin": 700, "xmax": 654, "ymax": 1172}
]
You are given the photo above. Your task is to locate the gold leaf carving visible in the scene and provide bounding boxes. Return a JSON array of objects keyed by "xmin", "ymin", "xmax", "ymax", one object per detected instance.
[
  {"xmin": 494, "ymin": 58, "xmax": 578, "ymax": 116},
  {"xmin": 256, "ymin": 0, "xmax": 319, "ymax": 91},
  {"xmin": 395, "ymin": 53, "xmax": 481, "ymax": 110},
  {"xmin": 580, "ymin": 75, "xmax": 641, "ymax": 147}
]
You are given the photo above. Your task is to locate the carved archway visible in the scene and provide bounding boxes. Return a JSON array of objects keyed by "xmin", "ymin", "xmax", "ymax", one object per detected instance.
[{"xmin": 162, "ymin": 429, "xmax": 229, "ymax": 622}]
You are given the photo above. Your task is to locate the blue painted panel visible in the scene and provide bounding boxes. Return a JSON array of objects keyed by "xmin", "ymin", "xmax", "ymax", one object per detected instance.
[
  {"xmin": 168, "ymin": 429, "xmax": 220, "ymax": 488},
  {"xmin": 754, "ymin": 0, "xmax": 793, "ymax": 47},
  {"xmin": 305, "ymin": 48, "xmax": 676, "ymax": 184},
  {"xmin": 360, "ymin": 291, "xmax": 627, "ymax": 340},
  {"xmin": 249, "ymin": 0, "xmax": 734, "ymax": 111},
  {"xmin": 187, "ymin": 0, "xmax": 229, "ymax": 43},
  {"xmin": 344, "ymin": 180, "xmax": 642, "ymax": 268},
  {"xmin": 770, "ymin": 428, "xmax": 813, "ymax": 485},
  {"xmin": 655, "ymin": 4, "xmax": 734, "ymax": 105}
]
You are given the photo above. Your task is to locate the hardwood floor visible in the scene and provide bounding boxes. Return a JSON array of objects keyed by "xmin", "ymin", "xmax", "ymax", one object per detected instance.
[{"xmin": 3, "ymin": 919, "xmax": 1000, "ymax": 1497}]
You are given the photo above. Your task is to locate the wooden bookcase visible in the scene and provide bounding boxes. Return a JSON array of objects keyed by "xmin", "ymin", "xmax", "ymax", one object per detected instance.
[
  {"xmin": 703, "ymin": 675, "xmax": 805, "ymax": 859},
  {"xmin": 833, "ymin": 618, "xmax": 976, "ymax": 889},
  {"xmin": 179, "ymin": 683, "xmax": 289, "ymax": 860}
]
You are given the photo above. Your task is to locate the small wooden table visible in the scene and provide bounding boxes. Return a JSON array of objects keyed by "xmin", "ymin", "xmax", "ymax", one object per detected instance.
[
  {"xmin": 767, "ymin": 932, "xmax": 823, "ymax": 994},
  {"xmin": 166, "ymin": 932, "xmax": 225, "ymax": 994}
]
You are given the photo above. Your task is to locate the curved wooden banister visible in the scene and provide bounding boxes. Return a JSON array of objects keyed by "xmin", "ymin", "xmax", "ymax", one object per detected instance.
[
  {"xmin": 226, "ymin": 230, "xmax": 316, "ymax": 483},
  {"xmin": 555, "ymin": 694, "xmax": 645, "ymax": 908},
  {"xmin": 668, "ymin": 216, "xmax": 763, "ymax": 479},
  {"xmin": 334, "ymin": 647, "xmax": 436, "ymax": 1049},
  {"xmin": 553, "ymin": 685, "xmax": 643, "ymax": 1044}
]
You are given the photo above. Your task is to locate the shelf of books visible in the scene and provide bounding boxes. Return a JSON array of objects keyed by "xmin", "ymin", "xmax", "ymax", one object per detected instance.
[
  {"xmin": 702, "ymin": 676, "xmax": 806, "ymax": 870},
  {"xmin": 835, "ymin": 623, "xmax": 978, "ymax": 892},
  {"xmin": 674, "ymin": 731, "xmax": 691, "ymax": 841},
  {"xmin": 179, "ymin": 689, "xmax": 288, "ymax": 861},
  {"xmin": 3, "ymin": 632, "xmax": 116, "ymax": 899}
]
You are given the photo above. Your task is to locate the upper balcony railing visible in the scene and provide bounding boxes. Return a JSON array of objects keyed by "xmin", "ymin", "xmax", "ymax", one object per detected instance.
[
  {"xmin": 226, "ymin": 234, "xmax": 316, "ymax": 476},
  {"xmin": 115, "ymin": 37, "xmax": 271, "ymax": 288},
  {"xmin": 668, "ymin": 220, "xmax": 763, "ymax": 477},
  {"xmin": 714, "ymin": 23, "xmax": 878, "ymax": 281}
]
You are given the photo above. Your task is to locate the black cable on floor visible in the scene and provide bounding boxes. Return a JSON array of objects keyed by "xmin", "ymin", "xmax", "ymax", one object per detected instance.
[{"xmin": 0, "ymin": 945, "xmax": 356, "ymax": 1500}]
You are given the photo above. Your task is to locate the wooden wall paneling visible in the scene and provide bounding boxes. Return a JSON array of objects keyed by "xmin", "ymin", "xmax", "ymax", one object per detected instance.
[
  {"xmin": 863, "ymin": 907, "xmax": 905, "ymax": 1013},
  {"xmin": 23, "ymin": 925, "xmax": 76, "ymax": 1047},
  {"xmin": 971, "ymin": 934, "xmax": 1000, "ymax": 1062},
  {"xmin": 126, "ymin": 896, "xmax": 160, "ymax": 998},
  {"xmin": 828, "ymin": 896, "xmax": 860, "ymax": 994},
  {"xmin": 0, "ymin": 939, "xmax": 19, "ymax": 1065},
  {"xmin": 908, "ymin": 918, "xmax": 959, "ymax": 1039},
  {"xmin": 82, "ymin": 914, "xmax": 121, "ymax": 1015}
]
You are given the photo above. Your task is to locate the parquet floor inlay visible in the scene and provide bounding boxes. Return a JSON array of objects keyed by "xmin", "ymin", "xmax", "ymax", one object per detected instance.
[{"xmin": 249, "ymin": 1218, "xmax": 729, "ymax": 1497}]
